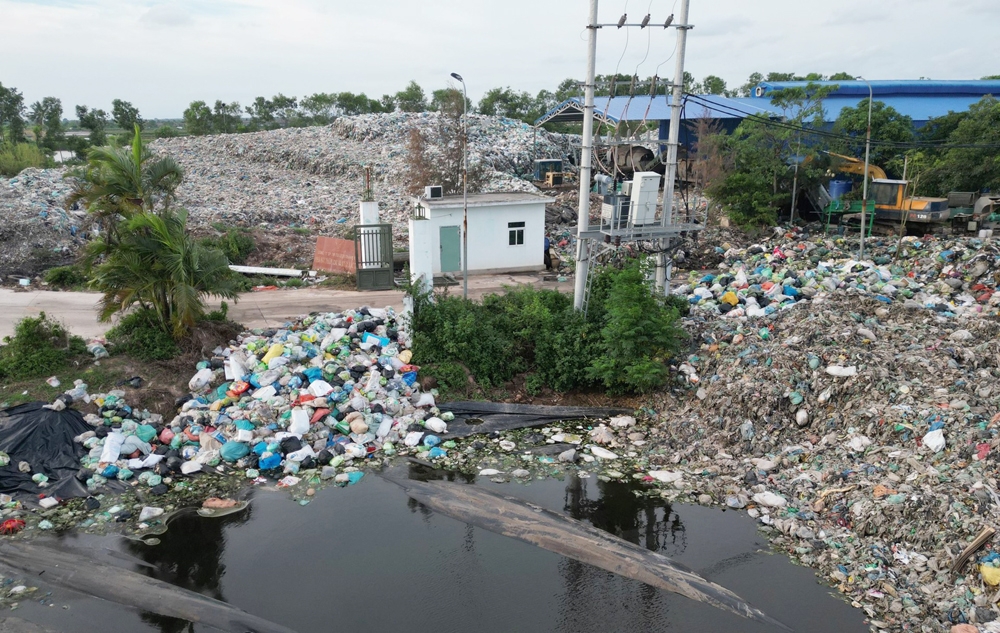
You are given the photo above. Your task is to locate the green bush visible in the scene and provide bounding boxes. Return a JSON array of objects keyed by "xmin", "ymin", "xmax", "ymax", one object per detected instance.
[
  {"xmin": 106, "ymin": 309, "xmax": 180, "ymax": 361},
  {"xmin": 411, "ymin": 260, "xmax": 686, "ymax": 394},
  {"xmin": 0, "ymin": 142, "xmax": 49, "ymax": 177},
  {"xmin": 283, "ymin": 277, "xmax": 304, "ymax": 288},
  {"xmin": 200, "ymin": 229, "xmax": 255, "ymax": 265},
  {"xmin": 0, "ymin": 313, "xmax": 85, "ymax": 380},
  {"xmin": 43, "ymin": 265, "xmax": 88, "ymax": 288},
  {"xmin": 152, "ymin": 125, "xmax": 181, "ymax": 139}
]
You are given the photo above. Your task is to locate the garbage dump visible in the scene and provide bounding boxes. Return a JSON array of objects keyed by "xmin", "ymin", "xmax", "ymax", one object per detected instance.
[
  {"xmin": 650, "ymin": 226, "xmax": 1000, "ymax": 632},
  {"xmin": 1, "ymin": 113, "xmax": 576, "ymax": 277}
]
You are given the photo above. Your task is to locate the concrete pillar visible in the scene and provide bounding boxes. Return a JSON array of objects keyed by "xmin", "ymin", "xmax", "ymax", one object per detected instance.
[
  {"xmin": 408, "ymin": 217, "xmax": 434, "ymax": 296},
  {"xmin": 359, "ymin": 200, "xmax": 379, "ymax": 225}
]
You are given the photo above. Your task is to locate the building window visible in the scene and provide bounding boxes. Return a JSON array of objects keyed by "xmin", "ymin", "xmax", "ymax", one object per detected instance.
[{"xmin": 508, "ymin": 221, "xmax": 525, "ymax": 246}]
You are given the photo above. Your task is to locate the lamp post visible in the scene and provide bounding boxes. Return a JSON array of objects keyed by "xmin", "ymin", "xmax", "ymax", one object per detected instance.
[
  {"xmin": 450, "ymin": 72, "xmax": 469, "ymax": 299},
  {"xmin": 857, "ymin": 76, "xmax": 873, "ymax": 261}
]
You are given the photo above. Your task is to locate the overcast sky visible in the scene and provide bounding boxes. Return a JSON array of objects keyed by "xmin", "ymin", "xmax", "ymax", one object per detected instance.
[{"xmin": 3, "ymin": 0, "xmax": 998, "ymax": 119}]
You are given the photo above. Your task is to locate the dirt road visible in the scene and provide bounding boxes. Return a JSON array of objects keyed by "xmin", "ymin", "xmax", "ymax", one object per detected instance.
[{"xmin": 0, "ymin": 273, "xmax": 567, "ymax": 339}]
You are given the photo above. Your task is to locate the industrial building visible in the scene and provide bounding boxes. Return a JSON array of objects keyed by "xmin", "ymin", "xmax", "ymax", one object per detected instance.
[{"xmin": 534, "ymin": 79, "xmax": 1000, "ymax": 148}]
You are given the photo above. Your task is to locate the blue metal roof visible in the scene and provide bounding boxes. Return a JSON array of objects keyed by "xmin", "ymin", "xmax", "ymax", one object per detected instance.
[
  {"xmin": 534, "ymin": 90, "xmax": 995, "ymax": 127},
  {"xmin": 756, "ymin": 80, "xmax": 1000, "ymax": 99}
]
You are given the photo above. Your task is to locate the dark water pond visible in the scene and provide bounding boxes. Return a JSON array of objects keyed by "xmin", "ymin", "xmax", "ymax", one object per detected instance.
[{"xmin": 11, "ymin": 469, "xmax": 867, "ymax": 633}]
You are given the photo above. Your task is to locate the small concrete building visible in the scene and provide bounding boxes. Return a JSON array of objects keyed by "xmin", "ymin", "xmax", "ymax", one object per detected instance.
[{"xmin": 408, "ymin": 192, "xmax": 548, "ymax": 287}]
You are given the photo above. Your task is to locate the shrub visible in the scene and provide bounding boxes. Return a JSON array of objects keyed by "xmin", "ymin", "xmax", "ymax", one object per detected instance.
[
  {"xmin": 410, "ymin": 260, "xmax": 686, "ymax": 394},
  {"xmin": 283, "ymin": 277, "xmax": 304, "ymax": 288},
  {"xmin": 0, "ymin": 143, "xmax": 48, "ymax": 177},
  {"xmin": 0, "ymin": 313, "xmax": 85, "ymax": 380},
  {"xmin": 152, "ymin": 125, "xmax": 181, "ymax": 139},
  {"xmin": 106, "ymin": 309, "xmax": 180, "ymax": 361},
  {"xmin": 200, "ymin": 228, "xmax": 255, "ymax": 265},
  {"xmin": 44, "ymin": 265, "xmax": 88, "ymax": 288}
]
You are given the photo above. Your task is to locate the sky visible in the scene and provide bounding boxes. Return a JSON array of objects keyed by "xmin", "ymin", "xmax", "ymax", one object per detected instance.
[{"xmin": 2, "ymin": 0, "xmax": 999, "ymax": 119}]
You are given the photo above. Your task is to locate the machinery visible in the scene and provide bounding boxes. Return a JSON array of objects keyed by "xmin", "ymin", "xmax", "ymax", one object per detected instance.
[
  {"xmin": 821, "ymin": 153, "xmax": 995, "ymax": 229},
  {"xmin": 600, "ymin": 171, "xmax": 661, "ymax": 230}
]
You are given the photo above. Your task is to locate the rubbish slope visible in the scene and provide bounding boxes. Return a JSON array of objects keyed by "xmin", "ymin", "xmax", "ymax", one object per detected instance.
[
  {"xmin": 0, "ymin": 540, "xmax": 298, "ymax": 633},
  {"xmin": 383, "ymin": 473, "xmax": 791, "ymax": 630}
]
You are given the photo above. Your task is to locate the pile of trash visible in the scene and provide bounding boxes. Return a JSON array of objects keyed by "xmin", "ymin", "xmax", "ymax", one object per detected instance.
[
  {"xmin": 0, "ymin": 168, "xmax": 89, "ymax": 277},
  {"xmin": 638, "ymin": 274, "xmax": 1000, "ymax": 631},
  {"xmin": 63, "ymin": 308, "xmax": 463, "ymax": 499},
  {"xmin": 150, "ymin": 113, "xmax": 575, "ymax": 240},
  {"xmin": 671, "ymin": 227, "xmax": 1000, "ymax": 320}
]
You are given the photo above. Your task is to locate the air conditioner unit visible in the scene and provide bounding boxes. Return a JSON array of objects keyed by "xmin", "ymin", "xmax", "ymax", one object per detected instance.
[{"xmin": 425, "ymin": 185, "xmax": 443, "ymax": 199}]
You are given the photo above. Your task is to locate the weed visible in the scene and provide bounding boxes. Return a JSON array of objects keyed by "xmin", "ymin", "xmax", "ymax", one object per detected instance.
[
  {"xmin": 282, "ymin": 278, "xmax": 304, "ymax": 288},
  {"xmin": 43, "ymin": 265, "xmax": 88, "ymax": 289},
  {"xmin": 0, "ymin": 313, "xmax": 86, "ymax": 381},
  {"xmin": 106, "ymin": 309, "xmax": 180, "ymax": 361}
]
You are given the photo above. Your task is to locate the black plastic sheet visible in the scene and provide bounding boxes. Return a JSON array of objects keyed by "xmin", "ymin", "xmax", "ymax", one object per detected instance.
[{"xmin": 0, "ymin": 402, "xmax": 91, "ymax": 499}]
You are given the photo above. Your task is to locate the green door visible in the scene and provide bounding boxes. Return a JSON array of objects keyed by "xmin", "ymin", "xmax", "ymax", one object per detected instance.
[{"xmin": 440, "ymin": 225, "xmax": 461, "ymax": 273}]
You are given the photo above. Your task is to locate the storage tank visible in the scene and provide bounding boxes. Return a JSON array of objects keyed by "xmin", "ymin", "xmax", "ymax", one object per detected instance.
[{"xmin": 829, "ymin": 180, "xmax": 854, "ymax": 200}]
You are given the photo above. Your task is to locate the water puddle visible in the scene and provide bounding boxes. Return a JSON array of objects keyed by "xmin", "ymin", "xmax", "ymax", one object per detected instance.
[{"xmin": 9, "ymin": 470, "xmax": 867, "ymax": 633}]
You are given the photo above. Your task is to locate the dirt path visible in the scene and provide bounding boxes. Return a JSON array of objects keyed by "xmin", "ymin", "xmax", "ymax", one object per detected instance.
[{"xmin": 0, "ymin": 273, "xmax": 569, "ymax": 339}]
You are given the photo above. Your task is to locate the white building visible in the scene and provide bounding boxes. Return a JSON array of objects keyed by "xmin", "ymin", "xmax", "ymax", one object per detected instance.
[{"xmin": 408, "ymin": 192, "xmax": 548, "ymax": 286}]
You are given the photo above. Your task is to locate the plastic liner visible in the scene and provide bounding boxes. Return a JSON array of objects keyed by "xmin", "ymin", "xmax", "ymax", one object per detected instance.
[
  {"xmin": 0, "ymin": 540, "xmax": 298, "ymax": 633},
  {"xmin": 439, "ymin": 401, "xmax": 631, "ymax": 439},
  {"xmin": 383, "ymin": 472, "xmax": 791, "ymax": 630},
  {"xmin": 0, "ymin": 402, "xmax": 93, "ymax": 500}
]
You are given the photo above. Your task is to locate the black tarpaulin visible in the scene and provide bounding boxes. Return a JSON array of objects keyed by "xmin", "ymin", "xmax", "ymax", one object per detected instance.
[{"xmin": 0, "ymin": 401, "xmax": 92, "ymax": 500}]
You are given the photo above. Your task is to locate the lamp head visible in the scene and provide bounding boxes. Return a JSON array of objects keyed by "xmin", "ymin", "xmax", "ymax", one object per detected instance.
[{"xmin": 451, "ymin": 73, "xmax": 464, "ymax": 82}]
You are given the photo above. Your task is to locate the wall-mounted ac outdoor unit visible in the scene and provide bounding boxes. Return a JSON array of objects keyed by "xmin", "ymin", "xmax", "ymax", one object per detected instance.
[{"xmin": 425, "ymin": 185, "xmax": 443, "ymax": 199}]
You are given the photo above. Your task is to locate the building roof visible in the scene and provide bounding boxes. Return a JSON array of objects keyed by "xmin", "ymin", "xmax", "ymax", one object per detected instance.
[
  {"xmin": 534, "ymin": 85, "xmax": 998, "ymax": 128},
  {"xmin": 755, "ymin": 80, "xmax": 1000, "ymax": 99},
  {"xmin": 414, "ymin": 192, "xmax": 549, "ymax": 209}
]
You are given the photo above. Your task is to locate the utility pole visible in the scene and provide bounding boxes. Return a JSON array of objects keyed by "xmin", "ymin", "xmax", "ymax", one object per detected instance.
[
  {"xmin": 858, "ymin": 76, "xmax": 873, "ymax": 262},
  {"xmin": 654, "ymin": 0, "xmax": 691, "ymax": 294},
  {"xmin": 572, "ymin": 0, "xmax": 599, "ymax": 311}
]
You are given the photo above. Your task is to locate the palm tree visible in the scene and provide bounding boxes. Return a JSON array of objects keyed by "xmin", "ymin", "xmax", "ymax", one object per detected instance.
[
  {"xmin": 66, "ymin": 124, "xmax": 183, "ymax": 260},
  {"xmin": 91, "ymin": 208, "xmax": 238, "ymax": 338}
]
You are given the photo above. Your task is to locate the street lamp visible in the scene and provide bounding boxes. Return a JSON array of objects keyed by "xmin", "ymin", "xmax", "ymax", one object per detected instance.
[
  {"xmin": 857, "ymin": 76, "xmax": 873, "ymax": 261},
  {"xmin": 450, "ymin": 72, "xmax": 469, "ymax": 299}
]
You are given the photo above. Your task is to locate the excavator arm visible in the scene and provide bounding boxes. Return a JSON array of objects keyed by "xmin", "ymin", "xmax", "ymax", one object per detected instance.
[{"xmin": 825, "ymin": 151, "xmax": 888, "ymax": 180}]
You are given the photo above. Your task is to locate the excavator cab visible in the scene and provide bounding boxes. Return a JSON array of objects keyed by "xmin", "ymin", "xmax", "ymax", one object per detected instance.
[{"xmin": 871, "ymin": 179, "xmax": 907, "ymax": 208}]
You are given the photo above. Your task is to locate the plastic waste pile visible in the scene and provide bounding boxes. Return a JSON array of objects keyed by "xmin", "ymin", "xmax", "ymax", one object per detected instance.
[
  {"xmin": 70, "ymin": 307, "xmax": 466, "ymax": 496},
  {"xmin": 0, "ymin": 168, "xmax": 88, "ymax": 276},
  {"xmin": 641, "ymin": 278, "xmax": 1000, "ymax": 632},
  {"xmin": 672, "ymin": 227, "xmax": 1000, "ymax": 320}
]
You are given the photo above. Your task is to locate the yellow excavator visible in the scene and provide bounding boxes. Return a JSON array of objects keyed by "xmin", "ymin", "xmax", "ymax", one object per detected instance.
[{"xmin": 824, "ymin": 152, "xmax": 954, "ymax": 224}]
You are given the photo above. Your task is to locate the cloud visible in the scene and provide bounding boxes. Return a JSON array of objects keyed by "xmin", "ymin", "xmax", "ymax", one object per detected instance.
[{"xmin": 139, "ymin": 3, "xmax": 194, "ymax": 28}]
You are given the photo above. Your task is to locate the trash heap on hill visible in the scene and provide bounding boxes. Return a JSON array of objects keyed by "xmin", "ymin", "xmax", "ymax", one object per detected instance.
[
  {"xmin": 150, "ymin": 113, "xmax": 575, "ymax": 240},
  {"xmin": 672, "ymin": 227, "xmax": 1000, "ymax": 320}
]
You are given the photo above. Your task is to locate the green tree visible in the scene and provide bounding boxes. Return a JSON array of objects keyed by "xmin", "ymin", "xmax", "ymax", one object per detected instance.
[
  {"xmin": 0, "ymin": 82, "xmax": 27, "ymax": 144},
  {"xmin": 67, "ymin": 125, "xmax": 183, "ymax": 256},
  {"xmin": 299, "ymin": 93, "xmax": 336, "ymax": 124},
  {"xmin": 111, "ymin": 99, "xmax": 144, "ymax": 132},
  {"xmin": 478, "ymin": 86, "xmax": 535, "ymax": 121},
  {"xmin": 213, "ymin": 100, "xmax": 241, "ymax": 133},
  {"xmin": 90, "ymin": 207, "xmax": 238, "ymax": 338},
  {"xmin": 709, "ymin": 83, "xmax": 834, "ymax": 227},
  {"xmin": 922, "ymin": 96, "xmax": 1000, "ymax": 194},
  {"xmin": 76, "ymin": 105, "xmax": 109, "ymax": 146},
  {"xmin": 183, "ymin": 100, "xmax": 214, "ymax": 135},
  {"xmin": 395, "ymin": 81, "xmax": 427, "ymax": 112},
  {"xmin": 378, "ymin": 94, "xmax": 396, "ymax": 112},
  {"xmin": 29, "ymin": 97, "xmax": 64, "ymax": 150},
  {"xmin": 335, "ymin": 91, "xmax": 383, "ymax": 115},
  {"xmin": 831, "ymin": 99, "xmax": 914, "ymax": 177},
  {"xmin": 829, "ymin": 72, "xmax": 856, "ymax": 81},
  {"xmin": 245, "ymin": 96, "xmax": 275, "ymax": 130},
  {"xmin": 699, "ymin": 75, "xmax": 727, "ymax": 95},
  {"xmin": 270, "ymin": 94, "xmax": 299, "ymax": 127}
]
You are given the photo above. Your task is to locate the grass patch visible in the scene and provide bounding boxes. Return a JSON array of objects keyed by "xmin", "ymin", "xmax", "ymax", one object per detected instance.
[
  {"xmin": 318, "ymin": 273, "xmax": 356, "ymax": 289},
  {"xmin": 199, "ymin": 228, "xmax": 256, "ymax": 265}
]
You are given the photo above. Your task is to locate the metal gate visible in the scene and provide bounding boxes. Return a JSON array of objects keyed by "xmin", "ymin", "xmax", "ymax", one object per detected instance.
[{"xmin": 354, "ymin": 223, "xmax": 394, "ymax": 291}]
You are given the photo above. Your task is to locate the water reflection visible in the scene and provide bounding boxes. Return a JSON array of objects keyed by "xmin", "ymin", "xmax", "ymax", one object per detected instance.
[
  {"xmin": 557, "ymin": 475, "xmax": 688, "ymax": 633},
  {"xmin": 124, "ymin": 493, "xmax": 255, "ymax": 633}
]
